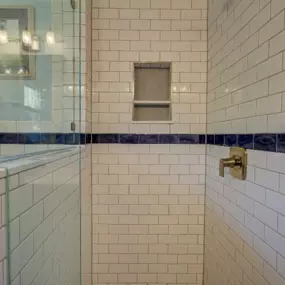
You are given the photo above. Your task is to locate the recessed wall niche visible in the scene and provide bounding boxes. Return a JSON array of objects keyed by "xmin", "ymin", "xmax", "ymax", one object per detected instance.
[{"xmin": 133, "ymin": 62, "xmax": 171, "ymax": 122}]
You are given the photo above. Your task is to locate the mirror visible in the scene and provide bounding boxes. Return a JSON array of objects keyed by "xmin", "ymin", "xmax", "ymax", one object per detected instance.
[{"xmin": 0, "ymin": 6, "xmax": 35, "ymax": 78}]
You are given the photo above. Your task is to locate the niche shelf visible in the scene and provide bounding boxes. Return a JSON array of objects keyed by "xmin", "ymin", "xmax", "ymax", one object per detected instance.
[{"xmin": 133, "ymin": 62, "xmax": 171, "ymax": 122}]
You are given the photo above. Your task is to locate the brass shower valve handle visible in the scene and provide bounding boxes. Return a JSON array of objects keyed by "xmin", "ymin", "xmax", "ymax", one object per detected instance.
[
  {"xmin": 219, "ymin": 155, "xmax": 242, "ymax": 177},
  {"xmin": 219, "ymin": 147, "xmax": 247, "ymax": 180}
]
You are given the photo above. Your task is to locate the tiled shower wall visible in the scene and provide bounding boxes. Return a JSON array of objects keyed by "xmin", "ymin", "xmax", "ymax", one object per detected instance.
[
  {"xmin": 0, "ymin": 150, "xmax": 81, "ymax": 285},
  {"xmin": 92, "ymin": 0, "xmax": 207, "ymax": 134},
  {"xmin": 81, "ymin": 144, "xmax": 93, "ymax": 285},
  {"xmin": 0, "ymin": 173, "xmax": 6, "ymax": 285},
  {"xmin": 0, "ymin": 144, "xmax": 92, "ymax": 285},
  {"xmin": 92, "ymin": 143, "xmax": 205, "ymax": 285},
  {"xmin": 207, "ymin": 0, "xmax": 285, "ymax": 134},
  {"xmin": 205, "ymin": 1, "xmax": 285, "ymax": 285},
  {"xmin": 82, "ymin": 1, "xmax": 93, "ymax": 285},
  {"xmin": 0, "ymin": 1, "xmax": 93, "ymax": 285},
  {"xmin": 91, "ymin": 0, "xmax": 207, "ymax": 284}
]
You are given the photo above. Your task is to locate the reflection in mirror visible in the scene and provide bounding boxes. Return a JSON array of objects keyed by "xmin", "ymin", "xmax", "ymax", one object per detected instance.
[{"xmin": 0, "ymin": 6, "xmax": 35, "ymax": 78}]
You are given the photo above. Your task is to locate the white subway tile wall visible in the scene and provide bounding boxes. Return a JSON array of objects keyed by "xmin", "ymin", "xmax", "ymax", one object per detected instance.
[
  {"xmin": 92, "ymin": 143, "xmax": 205, "ymax": 285},
  {"xmin": 52, "ymin": 0, "xmax": 89, "ymax": 133},
  {"xmin": 0, "ymin": 150, "xmax": 82, "ymax": 285},
  {"xmin": 92, "ymin": 0, "xmax": 207, "ymax": 134},
  {"xmin": 81, "ymin": 145, "xmax": 93, "ymax": 285},
  {"xmin": 82, "ymin": 2, "xmax": 93, "ymax": 285},
  {"xmin": 206, "ymin": 1, "xmax": 285, "ymax": 285},
  {"xmin": 91, "ymin": 1, "xmax": 207, "ymax": 283},
  {"xmin": 205, "ymin": 146, "xmax": 285, "ymax": 285},
  {"xmin": 0, "ymin": 145, "xmax": 92, "ymax": 285},
  {"xmin": 207, "ymin": 0, "xmax": 285, "ymax": 134},
  {"xmin": 0, "ymin": 145, "xmax": 67, "ymax": 157},
  {"xmin": 0, "ymin": 170, "xmax": 6, "ymax": 285},
  {"xmin": 48, "ymin": 0, "xmax": 89, "ymax": 133}
]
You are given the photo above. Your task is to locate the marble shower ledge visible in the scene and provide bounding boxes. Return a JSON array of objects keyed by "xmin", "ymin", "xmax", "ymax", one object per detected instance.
[{"xmin": 0, "ymin": 146, "xmax": 81, "ymax": 177}]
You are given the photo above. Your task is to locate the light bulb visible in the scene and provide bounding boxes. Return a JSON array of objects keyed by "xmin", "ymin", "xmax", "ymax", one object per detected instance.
[
  {"xmin": 4, "ymin": 68, "xmax": 11, "ymax": 74},
  {"xmin": 0, "ymin": 30, "xmax": 8, "ymax": 44},
  {"xmin": 22, "ymin": 30, "xmax": 32, "ymax": 45},
  {"xmin": 46, "ymin": 31, "xmax": 55, "ymax": 45},
  {"xmin": 18, "ymin": 67, "xmax": 25, "ymax": 74},
  {"xmin": 31, "ymin": 36, "xmax": 40, "ymax": 51}
]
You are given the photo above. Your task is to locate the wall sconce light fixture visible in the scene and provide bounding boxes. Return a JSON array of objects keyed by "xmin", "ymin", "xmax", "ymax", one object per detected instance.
[
  {"xmin": 46, "ymin": 31, "xmax": 55, "ymax": 45},
  {"xmin": 22, "ymin": 30, "xmax": 32, "ymax": 45},
  {"xmin": 0, "ymin": 29, "xmax": 8, "ymax": 44},
  {"xmin": 32, "ymin": 36, "xmax": 40, "ymax": 51}
]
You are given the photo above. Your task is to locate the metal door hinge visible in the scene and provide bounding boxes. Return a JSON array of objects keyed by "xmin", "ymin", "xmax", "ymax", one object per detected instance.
[{"xmin": 71, "ymin": 122, "xmax": 76, "ymax": 131}]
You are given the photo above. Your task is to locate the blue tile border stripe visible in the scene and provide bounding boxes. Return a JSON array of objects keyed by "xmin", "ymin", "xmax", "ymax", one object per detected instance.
[{"xmin": 0, "ymin": 133, "xmax": 284, "ymax": 153}]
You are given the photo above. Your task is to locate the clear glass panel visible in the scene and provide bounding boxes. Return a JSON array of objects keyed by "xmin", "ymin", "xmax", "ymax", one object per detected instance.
[
  {"xmin": 0, "ymin": 0, "xmax": 82, "ymax": 158},
  {"xmin": 0, "ymin": 1, "xmax": 82, "ymax": 285},
  {"xmin": 1, "ymin": 148, "xmax": 81, "ymax": 285}
]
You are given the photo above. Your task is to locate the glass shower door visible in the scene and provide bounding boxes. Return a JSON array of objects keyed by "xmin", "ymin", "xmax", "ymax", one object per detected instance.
[
  {"xmin": 0, "ymin": 0, "xmax": 83, "ymax": 285},
  {"xmin": 3, "ymin": 150, "xmax": 81, "ymax": 285}
]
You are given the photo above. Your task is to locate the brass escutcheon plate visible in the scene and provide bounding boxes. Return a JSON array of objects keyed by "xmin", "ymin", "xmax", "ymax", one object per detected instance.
[{"xmin": 229, "ymin": 147, "xmax": 247, "ymax": 180}]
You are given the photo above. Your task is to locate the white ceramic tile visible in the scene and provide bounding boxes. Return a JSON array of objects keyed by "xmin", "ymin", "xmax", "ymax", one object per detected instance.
[{"xmin": 254, "ymin": 202, "xmax": 278, "ymax": 230}]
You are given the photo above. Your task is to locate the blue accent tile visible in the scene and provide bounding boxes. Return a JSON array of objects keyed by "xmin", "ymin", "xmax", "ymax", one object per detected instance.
[
  {"xmin": 225, "ymin": 134, "xmax": 237, "ymax": 146},
  {"xmin": 254, "ymin": 134, "xmax": 277, "ymax": 152},
  {"xmin": 24, "ymin": 133, "xmax": 41, "ymax": 144},
  {"xmin": 92, "ymin": 134, "xmax": 99, "ymax": 143},
  {"xmin": 179, "ymin": 134, "xmax": 199, "ymax": 144},
  {"xmin": 214, "ymin": 134, "xmax": 224, "ymax": 145},
  {"xmin": 65, "ymin": 134, "xmax": 74, "ymax": 144},
  {"xmin": 56, "ymin": 134, "xmax": 66, "ymax": 144},
  {"xmin": 207, "ymin": 134, "xmax": 214, "ymax": 144},
  {"xmin": 159, "ymin": 134, "xmax": 179, "ymax": 144},
  {"xmin": 0, "ymin": 133, "xmax": 18, "ymax": 144},
  {"xmin": 98, "ymin": 134, "xmax": 119, "ymax": 144},
  {"xmin": 25, "ymin": 133, "xmax": 41, "ymax": 144},
  {"xmin": 199, "ymin": 135, "xmax": 206, "ymax": 144},
  {"xmin": 0, "ymin": 132, "xmax": 284, "ymax": 153},
  {"xmin": 139, "ymin": 134, "xmax": 159, "ymax": 144},
  {"xmin": 238, "ymin": 134, "xmax": 253, "ymax": 149},
  {"xmin": 86, "ymin": 134, "xmax": 92, "ymax": 144},
  {"xmin": 80, "ymin": 134, "xmax": 87, "ymax": 144},
  {"xmin": 65, "ymin": 133, "xmax": 80, "ymax": 145},
  {"xmin": 18, "ymin": 134, "xmax": 26, "ymax": 144},
  {"xmin": 120, "ymin": 134, "xmax": 139, "ymax": 144},
  {"xmin": 41, "ymin": 133, "xmax": 56, "ymax": 144},
  {"xmin": 277, "ymin": 134, "xmax": 285, "ymax": 153},
  {"xmin": 75, "ymin": 134, "xmax": 81, "ymax": 144}
]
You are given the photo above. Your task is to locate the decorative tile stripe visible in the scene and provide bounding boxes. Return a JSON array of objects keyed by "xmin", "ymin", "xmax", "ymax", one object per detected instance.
[
  {"xmin": 0, "ymin": 133, "xmax": 92, "ymax": 145},
  {"xmin": 0, "ymin": 133, "xmax": 284, "ymax": 153},
  {"xmin": 207, "ymin": 133, "xmax": 284, "ymax": 153},
  {"xmin": 92, "ymin": 134, "xmax": 206, "ymax": 144}
]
